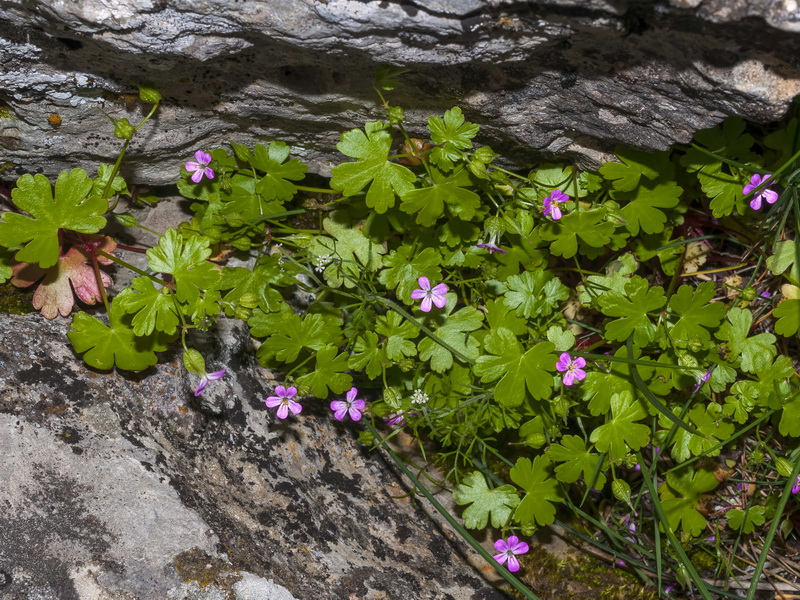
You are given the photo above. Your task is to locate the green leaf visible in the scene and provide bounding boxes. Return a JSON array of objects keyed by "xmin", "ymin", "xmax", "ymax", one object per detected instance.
[
  {"xmin": 727, "ymin": 506, "xmax": 765, "ymax": 534},
  {"xmin": 581, "ymin": 346, "xmax": 655, "ymax": 415},
  {"xmin": 600, "ymin": 148, "xmax": 671, "ymax": 192},
  {"xmin": 399, "ymin": 167, "xmax": 481, "ymax": 226},
  {"xmin": 243, "ymin": 142, "xmax": 308, "ymax": 201},
  {"xmin": 699, "ymin": 167, "xmax": 748, "ymax": 218},
  {"xmin": 680, "ymin": 118, "xmax": 756, "ymax": 174},
  {"xmin": 510, "ymin": 456, "xmax": 564, "ymax": 527},
  {"xmin": 453, "ymin": 471, "xmax": 520, "ymax": 529},
  {"xmin": 665, "ymin": 403, "xmax": 735, "ymax": 462},
  {"xmin": 498, "ymin": 270, "xmax": 569, "ymax": 319},
  {"xmin": 0, "ymin": 169, "xmax": 106, "ymax": 268},
  {"xmin": 779, "ymin": 393, "xmax": 800, "ymax": 437},
  {"xmin": 348, "ymin": 331, "xmax": 385, "ymax": 379},
  {"xmin": 67, "ymin": 301, "xmax": 173, "ymax": 371},
  {"xmin": 219, "ymin": 255, "xmax": 296, "ymax": 314},
  {"xmin": 93, "ymin": 163, "xmax": 128, "ymax": 197},
  {"xmin": 715, "ymin": 307, "xmax": 776, "ymax": 374},
  {"xmin": 659, "ymin": 465, "xmax": 719, "ymax": 536},
  {"xmin": 268, "ymin": 312, "xmax": 343, "ymax": 363},
  {"xmin": 308, "ymin": 213, "xmax": 386, "ymax": 288},
  {"xmin": 774, "ymin": 298, "xmax": 800, "ymax": 336},
  {"xmin": 427, "ymin": 107, "xmax": 479, "ymax": 170},
  {"xmin": 539, "ymin": 208, "xmax": 614, "ymax": 258},
  {"xmin": 146, "ymin": 229, "xmax": 221, "ymax": 304},
  {"xmin": 667, "ymin": 282, "xmax": 726, "ymax": 345},
  {"xmin": 418, "ymin": 306, "xmax": 483, "ymax": 372},
  {"xmin": 474, "ymin": 328, "xmax": 555, "ymax": 406},
  {"xmin": 375, "ymin": 311, "xmax": 419, "ymax": 360},
  {"xmin": 589, "ymin": 392, "xmax": 650, "ymax": 460},
  {"xmin": 548, "ymin": 435, "xmax": 607, "ymax": 490},
  {"xmin": 248, "ymin": 302, "xmax": 294, "ymax": 339},
  {"xmin": 378, "ymin": 246, "xmax": 442, "ymax": 303},
  {"xmin": 296, "ymin": 345, "xmax": 353, "ymax": 399},
  {"xmin": 597, "ymin": 277, "xmax": 666, "ymax": 346},
  {"xmin": 614, "ymin": 180, "xmax": 682, "ymax": 236},
  {"xmin": 767, "ymin": 240, "xmax": 800, "ymax": 285},
  {"xmin": 330, "ymin": 121, "xmax": 416, "ymax": 213},
  {"xmin": 374, "ymin": 65, "xmax": 409, "ymax": 91},
  {"xmin": 114, "ymin": 276, "xmax": 179, "ymax": 336}
]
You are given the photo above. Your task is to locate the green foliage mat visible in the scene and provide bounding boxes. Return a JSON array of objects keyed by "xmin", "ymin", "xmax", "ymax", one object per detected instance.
[{"xmin": 2, "ymin": 74, "xmax": 800, "ymax": 600}]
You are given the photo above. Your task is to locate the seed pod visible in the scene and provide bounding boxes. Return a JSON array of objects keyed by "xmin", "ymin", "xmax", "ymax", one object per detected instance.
[{"xmin": 398, "ymin": 138, "xmax": 432, "ymax": 166}]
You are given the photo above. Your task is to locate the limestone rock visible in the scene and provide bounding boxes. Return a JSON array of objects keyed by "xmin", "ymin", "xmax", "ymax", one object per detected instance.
[
  {"xmin": 0, "ymin": 0, "xmax": 799, "ymax": 185},
  {"xmin": 0, "ymin": 313, "xmax": 506, "ymax": 600}
]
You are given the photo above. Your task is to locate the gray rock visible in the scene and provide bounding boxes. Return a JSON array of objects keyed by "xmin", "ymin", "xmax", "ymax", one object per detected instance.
[
  {"xmin": 0, "ymin": 313, "xmax": 508, "ymax": 600},
  {"xmin": 1, "ymin": 0, "xmax": 799, "ymax": 185}
]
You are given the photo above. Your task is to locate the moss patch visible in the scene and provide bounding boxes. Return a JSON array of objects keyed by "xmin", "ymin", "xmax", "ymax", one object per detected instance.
[
  {"xmin": 506, "ymin": 544, "xmax": 662, "ymax": 600},
  {"xmin": 0, "ymin": 284, "xmax": 35, "ymax": 315},
  {"xmin": 172, "ymin": 547, "xmax": 241, "ymax": 591}
]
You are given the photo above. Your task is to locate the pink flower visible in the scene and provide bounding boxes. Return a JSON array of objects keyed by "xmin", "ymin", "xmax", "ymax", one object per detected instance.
[
  {"xmin": 185, "ymin": 150, "xmax": 215, "ymax": 183},
  {"xmin": 476, "ymin": 235, "xmax": 507, "ymax": 254},
  {"xmin": 743, "ymin": 173, "xmax": 778, "ymax": 210},
  {"xmin": 265, "ymin": 385, "xmax": 302, "ymax": 419},
  {"xmin": 692, "ymin": 365, "xmax": 714, "ymax": 393},
  {"xmin": 792, "ymin": 475, "xmax": 800, "ymax": 495},
  {"xmin": 555, "ymin": 352, "xmax": 586, "ymax": 386},
  {"xmin": 384, "ymin": 411, "xmax": 407, "ymax": 428},
  {"xmin": 543, "ymin": 189, "xmax": 569, "ymax": 220},
  {"xmin": 193, "ymin": 368, "xmax": 226, "ymax": 396},
  {"xmin": 410, "ymin": 276, "xmax": 448, "ymax": 312},
  {"xmin": 493, "ymin": 536, "xmax": 529, "ymax": 572},
  {"xmin": 330, "ymin": 387, "xmax": 366, "ymax": 421}
]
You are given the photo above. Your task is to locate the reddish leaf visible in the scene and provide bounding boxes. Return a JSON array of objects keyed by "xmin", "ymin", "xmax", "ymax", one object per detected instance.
[{"xmin": 11, "ymin": 236, "xmax": 116, "ymax": 319}]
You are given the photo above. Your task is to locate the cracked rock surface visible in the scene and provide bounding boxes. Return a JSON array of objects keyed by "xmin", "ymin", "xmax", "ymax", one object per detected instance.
[
  {"xmin": 1, "ymin": 0, "xmax": 800, "ymax": 184},
  {"xmin": 0, "ymin": 313, "xmax": 506, "ymax": 600}
]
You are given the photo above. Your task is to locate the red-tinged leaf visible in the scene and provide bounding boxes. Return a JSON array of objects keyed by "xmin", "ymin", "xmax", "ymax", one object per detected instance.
[{"xmin": 11, "ymin": 236, "xmax": 116, "ymax": 319}]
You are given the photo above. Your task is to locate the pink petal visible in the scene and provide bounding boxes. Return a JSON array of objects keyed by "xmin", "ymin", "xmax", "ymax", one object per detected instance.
[
  {"xmin": 511, "ymin": 540, "xmax": 530, "ymax": 554},
  {"xmin": 416, "ymin": 276, "xmax": 431, "ymax": 291},
  {"xmin": 284, "ymin": 386, "xmax": 298, "ymax": 398},
  {"xmin": 551, "ymin": 206, "xmax": 562, "ymax": 220},
  {"xmin": 563, "ymin": 372, "xmax": 576, "ymax": 386},
  {"xmin": 346, "ymin": 387, "xmax": 358, "ymax": 402},
  {"xmin": 431, "ymin": 283, "xmax": 449, "ymax": 296},
  {"xmin": 410, "ymin": 289, "xmax": 427, "ymax": 300},
  {"xmin": 274, "ymin": 385, "xmax": 287, "ymax": 397},
  {"xmin": 493, "ymin": 552, "xmax": 508, "ymax": 565},
  {"xmin": 276, "ymin": 403, "xmax": 289, "ymax": 419},
  {"xmin": 420, "ymin": 296, "xmax": 433, "ymax": 312},
  {"xmin": 194, "ymin": 378, "xmax": 208, "ymax": 396},
  {"xmin": 348, "ymin": 407, "xmax": 363, "ymax": 421},
  {"xmin": 764, "ymin": 189, "xmax": 779, "ymax": 204},
  {"xmin": 505, "ymin": 555, "xmax": 521, "ymax": 572},
  {"xmin": 556, "ymin": 353, "xmax": 572, "ymax": 371},
  {"xmin": 573, "ymin": 357, "xmax": 586, "ymax": 369},
  {"xmin": 572, "ymin": 369, "xmax": 586, "ymax": 383},
  {"xmin": 351, "ymin": 399, "xmax": 366, "ymax": 411},
  {"xmin": 191, "ymin": 170, "xmax": 204, "ymax": 183},
  {"xmin": 185, "ymin": 161, "xmax": 200, "ymax": 171},
  {"xmin": 750, "ymin": 196, "xmax": 763, "ymax": 210},
  {"xmin": 288, "ymin": 400, "xmax": 302, "ymax": 415},
  {"xmin": 265, "ymin": 396, "xmax": 282, "ymax": 408},
  {"xmin": 203, "ymin": 167, "xmax": 215, "ymax": 180},
  {"xmin": 431, "ymin": 293, "xmax": 447, "ymax": 309},
  {"xmin": 195, "ymin": 150, "xmax": 211, "ymax": 164},
  {"xmin": 494, "ymin": 539, "xmax": 509, "ymax": 553},
  {"xmin": 506, "ymin": 535, "xmax": 520, "ymax": 547},
  {"xmin": 207, "ymin": 369, "xmax": 226, "ymax": 380}
]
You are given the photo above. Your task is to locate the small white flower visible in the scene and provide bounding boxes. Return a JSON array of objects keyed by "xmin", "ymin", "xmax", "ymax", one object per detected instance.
[
  {"xmin": 411, "ymin": 389, "xmax": 429, "ymax": 405},
  {"xmin": 314, "ymin": 254, "xmax": 333, "ymax": 273}
]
